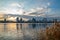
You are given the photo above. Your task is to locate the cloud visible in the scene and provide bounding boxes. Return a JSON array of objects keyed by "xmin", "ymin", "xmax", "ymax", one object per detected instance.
[
  {"xmin": 47, "ymin": 2, "xmax": 50, "ymax": 6},
  {"xmin": 24, "ymin": 2, "xmax": 51, "ymax": 16},
  {"xmin": 0, "ymin": 1, "xmax": 51, "ymax": 17},
  {"xmin": 39, "ymin": 2, "xmax": 50, "ymax": 8},
  {"xmin": 25, "ymin": 7, "xmax": 51, "ymax": 16},
  {"xmin": 16, "ymin": 9, "xmax": 25, "ymax": 15},
  {"xmin": 7, "ymin": 17, "xmax": 16, "ymax": 21},
  {"xmin": 10, "ymin": 3, "xmax": 23, "ymax": 8},
  {"xmin": 0, "ymin": 2, "xmax": 25, "ymax": 15},
  {"xmin": 0, "ymin": 6, "xmax": 25, "ymax": 15}
]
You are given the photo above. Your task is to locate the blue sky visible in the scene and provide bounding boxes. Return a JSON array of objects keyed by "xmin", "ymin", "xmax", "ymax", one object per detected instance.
[{"xmin": 0, "ymin": 0, "xmax": 60, "ymax": 17}]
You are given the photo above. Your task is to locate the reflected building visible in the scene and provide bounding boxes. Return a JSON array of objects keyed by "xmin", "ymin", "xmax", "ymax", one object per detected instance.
[
  {"xmin": 4, "ymin": 18, "xmax": 7, "ymax": 32},
  {"xmin": 16, "ymin": 23, "xmax": 19, "ymax": 31},
  {"xmin": 20, "ymin": 23, "xmax": 22, "ymax": 29},
  {"xmin": 16, "ymin": 23, "xmax": 23, "ymax": 30},
  {"xmin": 32, "ymin": 24, "xmax": 36, "ymax": 29},
  {"xmin": 42, "ymin": 23, "xmax": 47, "ymax": 28}
]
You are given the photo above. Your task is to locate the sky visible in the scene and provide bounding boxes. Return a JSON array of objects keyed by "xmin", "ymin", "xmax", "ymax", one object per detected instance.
[{"xmin": 0, "ymin": 0, "xmax": 60, "ymax": 17}]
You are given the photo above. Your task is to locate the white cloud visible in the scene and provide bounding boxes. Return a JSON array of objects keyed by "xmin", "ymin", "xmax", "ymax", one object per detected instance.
[
  {"xmin": 17, "ymin": 9, "xmax": 25, "ymax": 15},
  {"xmin": 0, "ymin": 2, "xmax": 25, "ymax": 15},
  {"xmin": 0, "ymin": 8, "xmax": 25, "ymax": 15},
  {"xmin": 40, "ymin": 2, "xmax": 50, "ymax": 8},
  {"xmin": 25, "ymin": 6, "xmax": 51, "ymax": 17},
  {"xmin": 7, "ymin": 17, "xmax": 16, "ymax": 20},
  {"xmin": 10, "ymin": 3, "xmax": 23, "ymax": 8},
  {"xmin": 0, "ymin": 2, "xmax": 51, "ymax": 17},
  {"xmin": 47, "ymin": 2, "xmax": 50, "ymax": 6}
]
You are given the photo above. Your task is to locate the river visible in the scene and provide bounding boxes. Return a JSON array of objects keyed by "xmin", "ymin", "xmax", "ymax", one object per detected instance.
[{"xmin": 0, "ymin": 23, "xmax": 53, "ymax": 40}]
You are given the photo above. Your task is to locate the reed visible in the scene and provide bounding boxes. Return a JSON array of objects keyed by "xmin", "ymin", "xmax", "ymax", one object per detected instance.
[{"xmin": 37, "ymin": 23, "xmax": 60, "ymax": 40}]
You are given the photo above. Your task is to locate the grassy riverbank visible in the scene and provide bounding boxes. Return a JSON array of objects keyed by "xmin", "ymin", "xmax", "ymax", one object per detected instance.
[{"xmin": 37, "ymin": 23, "xmax": 60, "ymax": 40}]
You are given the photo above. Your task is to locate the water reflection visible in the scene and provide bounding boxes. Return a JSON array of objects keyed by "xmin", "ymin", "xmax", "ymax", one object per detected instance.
[
  {"xmin": 32, "ymin": 24, "xmax": 36, "ymax": 29},
  {"xmin": 4, "ymin": 23, "xmax": 7, "ymax": 32},
  {"xmin": 20, "ymin": 23, "xmax": 22, "ymax": 29},
  {"xmin": 16, "ymin": 23, "xmax": 19, "ymax": 30},
  {"xmin": 16, "ymin": 23, "xmax": 23, "ymax": 30},
  {"xmin": 0, "ymin": 23, "xmax": 53, "ymax": 40},
  {"xmin": 41, "ymin": 23, "xmax": 47, "ymax": 28}
]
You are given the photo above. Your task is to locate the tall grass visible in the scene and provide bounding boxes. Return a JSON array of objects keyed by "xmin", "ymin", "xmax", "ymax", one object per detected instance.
[{"xmin": 37, "ymin": 23, "xmax": 60, "ymax": 40}]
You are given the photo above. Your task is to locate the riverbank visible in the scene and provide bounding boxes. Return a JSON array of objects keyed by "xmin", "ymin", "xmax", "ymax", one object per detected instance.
[{"xmin": 37, "ymin": 23, "xmax": 60, "ymax": 40}]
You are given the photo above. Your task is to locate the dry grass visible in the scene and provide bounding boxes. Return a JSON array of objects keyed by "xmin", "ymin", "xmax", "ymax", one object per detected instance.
[{"xmin": 37, "ymin": 23, "xmax": 60, "ymax": 40}]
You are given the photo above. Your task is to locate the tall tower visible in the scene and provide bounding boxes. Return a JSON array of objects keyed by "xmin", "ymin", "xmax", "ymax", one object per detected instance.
[
  {"xmin": 4, "ymin": 18, "xmax": 6, "ymax": 23},
  {"xmin": 16, "ymin": 17, "xmax": 19, "ymax": 23}
]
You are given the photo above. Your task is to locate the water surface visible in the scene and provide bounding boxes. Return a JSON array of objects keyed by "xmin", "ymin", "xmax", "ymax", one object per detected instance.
[{"xmin": 0, "ymin": 23, "xmax": 53, "ymax": 40}]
